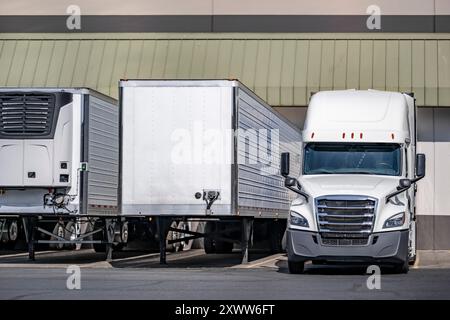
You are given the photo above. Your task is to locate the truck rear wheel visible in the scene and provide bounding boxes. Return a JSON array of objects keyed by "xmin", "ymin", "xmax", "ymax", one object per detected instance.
[
  {"xmin": 203, "ymin": 221, "xmax": 216, "ymax": 254},
  {"xmin": 288, "ymin": 260, "xmax": 305, "ymax": 274}
]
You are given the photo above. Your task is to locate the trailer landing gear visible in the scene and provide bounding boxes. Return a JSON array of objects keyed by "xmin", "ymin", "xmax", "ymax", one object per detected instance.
[
  {"xmin": 22, "ymin": 216, "xmax": 127, "ymax": 262},
  {"xmin": 241, "ymin": 218, "xmax": 253, "ymax": 264},
  {"xmin": 25, "ymin": 217, "xmax": 36, "ymax": 261},
  {"xmin": 157, "ymin": 217, "xmax": 173, "ymax": 265}
]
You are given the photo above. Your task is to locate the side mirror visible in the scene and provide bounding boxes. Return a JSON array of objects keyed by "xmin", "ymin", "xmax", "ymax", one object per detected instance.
[
  {"xmin": 280, "ymin": 152, "xmax": 290, "ymax": 177},
  {"xmin": 285, "ymin": 177, "xmax": 297, "ymax": 187},
  {"xmin": 284, "ymin": 176, "xmax": 308, "ymax": 202},
  {"xmin": 398, "ymin": 178, "xmax": 412, "ymax": 190},
  {"xmin": 387, "ymin": 153, "xmax": 426, "ymax": 203},
  {"xmin": 416, "ymin": 153, "xmax": 426, "ymax": 178}
]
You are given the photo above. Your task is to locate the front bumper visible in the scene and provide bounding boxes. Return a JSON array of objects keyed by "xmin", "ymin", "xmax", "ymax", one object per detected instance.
[{"xmin": 287, "ymin": 229, "xmax": 409, "ymax": 264}]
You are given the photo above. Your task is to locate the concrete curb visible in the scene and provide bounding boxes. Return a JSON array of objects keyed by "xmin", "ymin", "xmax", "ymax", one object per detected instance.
[{"xmin": 416, "ymin": 250, "xmax": 450, "ymax": 268}]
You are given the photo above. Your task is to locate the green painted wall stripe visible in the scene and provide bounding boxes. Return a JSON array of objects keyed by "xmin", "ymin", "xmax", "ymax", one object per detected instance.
[{"xmin": 0, "ymin": 37, "xmax": 449, "ymax": 106}]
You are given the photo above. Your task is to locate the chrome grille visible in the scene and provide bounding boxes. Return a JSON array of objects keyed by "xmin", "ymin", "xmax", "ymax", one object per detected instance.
[
  {"xmin": 0, "ymin": 94, "xmax": 55, "ymax": 136},
  {"xmin": 316, "ymin": 196, "xmax": 376, "ymax": 246}
]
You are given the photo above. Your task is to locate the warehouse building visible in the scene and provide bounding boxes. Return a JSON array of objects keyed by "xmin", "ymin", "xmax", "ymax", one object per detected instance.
[{"xmin": 0, "ymin": 0, "xmax": 449, "ymax": 249}]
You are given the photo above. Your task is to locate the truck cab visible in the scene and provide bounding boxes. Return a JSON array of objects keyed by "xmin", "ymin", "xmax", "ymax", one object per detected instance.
[{"xmin": 280, "ymin": 90, "xmax": 426, "ymax": 274}]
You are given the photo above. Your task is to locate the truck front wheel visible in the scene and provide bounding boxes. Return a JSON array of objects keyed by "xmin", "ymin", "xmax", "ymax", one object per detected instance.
[
  {"xmin": 393, "ymin": 259, "xmax": 409, "ymax": 274},
  {"xmin": 288, "ymin": 260, "xmax": 305, "ymax": 274}
]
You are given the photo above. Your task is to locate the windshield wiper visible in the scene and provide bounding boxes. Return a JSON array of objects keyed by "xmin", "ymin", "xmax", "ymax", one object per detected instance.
[
  {"xmin": 349, "ymin": 171, "xmax": 374, "ymax": 175},
  {"xmin": 307, "ymin": 170, "xmax": 334, "ymax": 174}
]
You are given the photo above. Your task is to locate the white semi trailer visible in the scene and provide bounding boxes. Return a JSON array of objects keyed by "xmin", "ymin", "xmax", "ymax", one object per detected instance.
[
  {"xmin": 280, "ymin": 90, "xmax": 426, "ymax": 274},
  {"xmin": 120, "ymin": 80, "xmax": 301, "ymax": 263},
  {"xmin": 0, "ymin": 88, "xmax": 126, "ymax": 259}
]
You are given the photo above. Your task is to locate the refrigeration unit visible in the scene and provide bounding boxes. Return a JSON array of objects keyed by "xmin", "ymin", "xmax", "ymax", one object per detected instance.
[{"xmin": 0, "ymin": 88, "xmax": 125, "ymax": 259}]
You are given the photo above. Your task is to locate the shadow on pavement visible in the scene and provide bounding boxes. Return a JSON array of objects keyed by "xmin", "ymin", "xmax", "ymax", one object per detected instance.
[
  {"xmin": 0, "ymin": 248, "xmax": 269, "ymax": 269},
  {"xmin": 275, "ymin": 260, "xmax": 405, "ymax": 275}
]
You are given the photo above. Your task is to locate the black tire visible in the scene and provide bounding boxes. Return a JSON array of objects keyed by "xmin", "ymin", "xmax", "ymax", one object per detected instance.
[
  {"xmin": 409, "ymin": 255, "xmax": 417, "ymax": 266},
  {"xmin": 288, "ymin": 260, "xmax": 305, "ymax": 274},
  {"xmin": 50, "ymin": 223, "xmax": 66, "ymax": 250},
  {"xmin": 393, "ymin": 259, "xmax": 409, "ymax": 274},
  {"xmin": 167, "ymin": 222, "xmax": 183, "ymax": 253},
  {"xmin": 113, "ymin": 243, "xmax": 124, "ymax": 251},
  {"xmin": 270, "ymin": 221, "xmax": 285, "ymax": 253},
  {"xmin": 215, "ymin": 240, "xmax": 234, "ymax": 254},
  {"xmin": 203, "ymin": 221, "xmax": 216, "ymax": 254},
  {"xmin": 93, "ymin": 220, "xmax": 106, "ymax": 253},
  {"xmin": 4, "ymin": 240, "xmax": 17, "ymax": 250},
  {"xmin": 64, "ymin": 222, "xmax": 76, "ymax": 250},
  {"xmin": 4, "ymin": 220, "xmax": 19, "ymax": 250}
]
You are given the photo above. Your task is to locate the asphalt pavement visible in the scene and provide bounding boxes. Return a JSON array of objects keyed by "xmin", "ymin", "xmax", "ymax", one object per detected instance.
[{"xmin": 0, "ymin": 249, "xmax": 449, "ymax": 299}]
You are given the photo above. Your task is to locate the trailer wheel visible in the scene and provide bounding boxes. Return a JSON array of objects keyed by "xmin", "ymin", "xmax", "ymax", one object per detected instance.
[
  {"xmin": 288, "ymin": 260, "xmax": 305, "ymax": 274},
  {"xmin": 50, "ymin": 222, "xmax": 66, "ymax": 250},
  {"xmin": 215, "ymin": 240, "xmax": 233, "ymax": 254},
  {"xmin": 64, "ymin": 222, "xmax": 76, "ymax": 250},
  {"xmin": 3, "ymin": 220, "xmax": 19, "ymax": 250},
  {"xmin": 215, "ymin": 221, "xmax": 234, "ymax": 254},
  {"xmin": 166, "ymin": 221, "xmax": 183, "ymax": 252},
  {"xmin": 93, "ymin": 220, "xmax": 106, "ymax": 253},
  {"xmin": 203, "ymin": 221, "xmax": 216, "ymax": 254},
  {"xmin": 178, "ymin": 221, "xmax": 193, "ymax": 251}
]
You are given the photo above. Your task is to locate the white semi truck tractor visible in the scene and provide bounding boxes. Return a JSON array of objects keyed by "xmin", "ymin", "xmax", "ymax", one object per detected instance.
[{"xmin": 280, "ymin": 90, "xmax": 426, "ymax": 274}]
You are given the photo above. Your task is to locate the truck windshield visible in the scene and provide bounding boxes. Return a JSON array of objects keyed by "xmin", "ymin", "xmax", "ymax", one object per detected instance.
[{"xmin": 303, "ymin": 143, "xmax": 401, "ymax": 176}]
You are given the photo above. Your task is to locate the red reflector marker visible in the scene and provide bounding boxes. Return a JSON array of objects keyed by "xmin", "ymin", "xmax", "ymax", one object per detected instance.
[
  {"xmin": 351, "ymin": 133, "xmax": 354, "ymax": 139},
  {"xmin": 342, "ymin": 133, "xmax": 345, "ymax": 139},
  {"xmin": 391, "ymin": 133, "xmax": 395, "ymax": 140},
  {"xmin": 360, "ymin": 133, "xmax": 363, "ymax": 139},
  {"xmin": 311, "ymin": 132, "xmax": 315, "ymax": 139}
]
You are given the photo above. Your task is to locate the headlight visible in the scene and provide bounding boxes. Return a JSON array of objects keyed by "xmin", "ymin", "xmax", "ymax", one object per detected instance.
[
  {"xmin": 290, "ymin": 211, "xmax": 309, "ymax": 228},
  {"xmin": 383, "ymin": 212, "xmax": 405, "ymax": 229}
]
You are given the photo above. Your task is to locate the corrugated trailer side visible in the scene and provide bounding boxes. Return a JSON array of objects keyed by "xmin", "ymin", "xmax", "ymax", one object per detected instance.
[
  {"xmin": 81, "ymin": 91, "xmax": 120, "ymax": 216},
  {"xmin": 119, "ymin": 80, "xmax": 301, "ymax": 264},
  {"xmin": 235, "ymin": 84, "xmax": 301, "ymax": 218}
]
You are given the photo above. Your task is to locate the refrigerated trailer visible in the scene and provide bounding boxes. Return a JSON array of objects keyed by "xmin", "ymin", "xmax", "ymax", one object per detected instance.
[
  {"xmin": 0, "ymin": 88, "xmax": 127, "ymax": 259},
  {"xmin": 120, "ymin": 80, "xmax": 301, "ymax": 263},
  {"xmin": 280, "ymin": 89, "xmax": 425, "ymax": 274}
]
